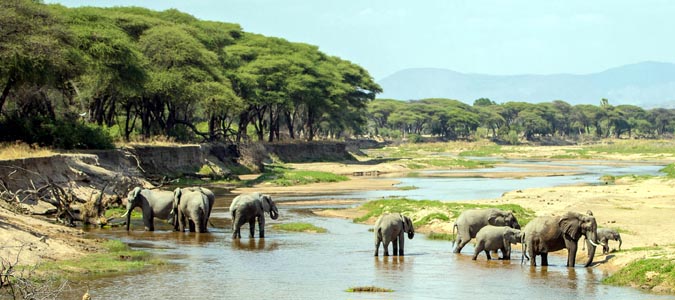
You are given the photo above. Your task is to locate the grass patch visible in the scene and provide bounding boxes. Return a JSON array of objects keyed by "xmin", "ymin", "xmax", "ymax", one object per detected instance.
[
  {"xmin": 247, "ymin": 164, "xmax": 348, "ymax": 186},
  {"xmin": 426, "ymin": 232, "xmax": 456, "ymax": 241},
  {"xmin": 458, "ymin": 144, "xmax": 504, "ymax": 157},
  {"xmin": 587, "ymin": 140, "xmax": 675, "ymax": 155},
  {"xmin": 0, "ymin": 142, "xmax": 55, "ymax": 160},
  {"xmin": 346, "ymin": 286, "xmax": 393, "ymax": 293},
  {"xmin": 272, "ymin": 222, "xmax": 327, "ymax": 233},
  {"xmin": 39, "ymin": 240, "xmax": 165, "ymax": 279},
  {"xmin": 661, "ymin": 163, "xmax": 675, "ymax": 178},
  {"xmin": 414, "ymin": 213, "xmax": 450, "ymax": 227},
  {"xmin": 603, "ymin": 258, "xmax": 675, "ymax": 292},
  {"xmin": 397, "ymin": 185, "xmax": 418, "ymax": 190},
  {"xmin": 353, "ymin": 198, "xmax": 535, "ymax": 227},
  {"xmin": 104, "ymin": 207, "xmax": 141, "ymax": 219}
]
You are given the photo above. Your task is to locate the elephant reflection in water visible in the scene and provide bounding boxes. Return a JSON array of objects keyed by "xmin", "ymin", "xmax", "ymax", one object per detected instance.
[{"xmin": 232, "ymin": 238, "xmax": 279, "ymax": 251}]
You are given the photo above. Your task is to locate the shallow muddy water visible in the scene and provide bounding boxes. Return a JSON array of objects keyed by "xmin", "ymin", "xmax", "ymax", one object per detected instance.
[{"xmin": 73, "ymin": 161, "xmax": 675, "ymax": 299}]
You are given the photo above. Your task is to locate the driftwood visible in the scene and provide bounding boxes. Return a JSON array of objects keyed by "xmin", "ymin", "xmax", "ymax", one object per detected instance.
[{"xmin": 0, "ymin": 167, "xmax": 115, "ymax": 227}]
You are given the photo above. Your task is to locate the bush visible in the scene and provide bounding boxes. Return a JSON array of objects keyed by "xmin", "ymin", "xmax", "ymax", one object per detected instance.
[{"xmin": 0, "ymin": 115, "xmax": 114, "ymax": 149}]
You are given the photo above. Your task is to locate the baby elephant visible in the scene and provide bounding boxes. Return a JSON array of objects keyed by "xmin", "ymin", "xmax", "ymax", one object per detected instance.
[
  {"xmin": 374, "ymin": 213, "xmax": 415, "ymax": 256},
  {"xmin": 584, "ymin": 227, "xmax": 622, "ymax": 254},
  {"xmin": 472, "ymin": 225, "xmax": 522, "ymax": 260}
]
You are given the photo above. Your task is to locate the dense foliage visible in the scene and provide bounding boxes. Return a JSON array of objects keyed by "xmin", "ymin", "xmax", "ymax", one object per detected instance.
[
  {"xmin": 366, "ymin": 98, "xmax": 675, "ymax": 142},
  {"xmin": 0, "ymin": 1, "xmax": 381, "ymax": 148}
]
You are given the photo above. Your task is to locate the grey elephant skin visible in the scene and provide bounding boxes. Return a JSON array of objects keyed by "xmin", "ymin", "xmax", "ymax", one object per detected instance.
[
  {"xmin": 522, "ymin": 211, "xmax": 603, "ymax": 267},
  {"xmin": 452, "ymin": 208, "xmax": 520, "ymax": 253},
  {"xmin": 173, "ymin": 187, "xmax": 215, "ymax": 232},
  {"xmin": 583, "ymin": 227, "xmax": 622, "ymax": 254},
  {"xmin": 374, "ymin": 213, "xmax": 415, "ymax": 256},
  {"xmin": 173, "ymin": 188, "xmax": 210, "ymax": 233},
  {"xmin": 230, "ymin": 192, "xmax": 279, "ymax": 239},
  {"xmin": 124, "ymin": 187, "xmax": 174, "ymax": 231},
  {"xmin": 472, "ymin": 225, "xmax": 522, "ymax": 260}
]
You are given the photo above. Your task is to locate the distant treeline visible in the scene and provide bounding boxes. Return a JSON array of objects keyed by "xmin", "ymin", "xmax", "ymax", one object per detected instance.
[
  {"xmin": 366, "ymin": 98, "xmax": 675, "ymax": 142},
  {"xmin": 0, "ymin": 0, "xmax": 380, "ymax": 148}
]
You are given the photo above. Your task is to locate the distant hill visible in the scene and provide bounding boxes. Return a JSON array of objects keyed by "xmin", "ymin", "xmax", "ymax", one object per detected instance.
[{"xmin": 377, "ymin": 61, "xmax": 675, "ymax": 108}]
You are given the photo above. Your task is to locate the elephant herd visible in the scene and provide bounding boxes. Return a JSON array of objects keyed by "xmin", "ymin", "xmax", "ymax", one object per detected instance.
[
  {"xmin": 375, "ymin": 208, "xmax": 623, "ymax": 268},
  {"xmin": 122, "ymin": 187, "xmax": 622, "ymax": 268},
  {"xmin": 122, "ymin": 187, "xmax": 278, "ymax": 238}
]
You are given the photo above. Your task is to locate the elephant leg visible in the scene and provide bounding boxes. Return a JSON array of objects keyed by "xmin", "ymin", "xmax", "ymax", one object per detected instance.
[
  {"xmin": 472, "ymin": 242, "xmax": 484, "ymax": 260},
  {"xmin": 392, "ymin": 236, "xmax": 399, "ymax": 256},
  {"xmin": 248, "ymin": 220, "xmax": 255, "ymax": 238},
  {"xmin": 232, "ymin": 214, "xmax": 243, "ymax": 239},
  {"xmin": 258, "ymin": 216, "xmax": 266, "ymax": 238},
  {"xmin": 564, "ymin": 239, "xmax": 578, "ymax": 267},
  {"xmin": 143, "ymin": 210, "xmax": 154, "ymax": 231},
  {"xmin": 453, "ymin": 228, "xmax": 471, "ymax": 253},
  {"xmin": 541, "ymin": 253, "xmax": 549, "ymax": 266},
  {"xmin": 503, "ymin": 244, "xmax": 511, "ymax": 260},
  {"xmin": 528, "ymin": 245, "xmax": 537, "ymax": 266},
  {"xmin": 485, "ymin": 250, "xmax": 492, "ymax": 260},
  {"xmin": 383, "ymin": 238, "xmax": 391, "ymax": 256},
  {"xmin": 398, "ymin": 232, "xmax": 405, "ymax": 256},
  {"xmin": 374, "ymin": 236, "xmax": 382, "ymax": 256},
  {"xmin": 189, "ymin": 219, "xmax": 196, "ymax": 232}
]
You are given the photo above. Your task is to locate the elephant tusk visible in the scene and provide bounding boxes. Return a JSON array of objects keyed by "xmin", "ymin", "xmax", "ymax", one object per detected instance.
[
  {"xmin": 588, "ymin": 238, "xmax": 602, "ymax": 247},
  {"xmin": 120, "ymin": 210, "xmax": 129, "ymax": 218}
]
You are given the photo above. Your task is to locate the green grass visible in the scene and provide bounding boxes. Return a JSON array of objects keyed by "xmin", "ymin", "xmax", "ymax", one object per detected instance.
[
  {"xmin": 353, "ymin": 198, "xmax": 535, "ymax": 227},
  {"xmin": 426, "ymin": 232, "xmax": 456, "ymax": 241},
  {"xmin": 39, "ymin": 240, "xmax": 165, "ymax": 279},
  {"xmin": 587, "ymin": 140, "xmax": 675, "ymax": 155},
  {"xmin": 413, "ymin": 213, "xmax": 450, "ymax": 227},
  {"xmin": 272, "ymin": 222, "xmax": 327, "ymax": 233},
  {"xmin": 397, "ymin": 185, "xmax": 418, "ymax": 190},
  {"xmin": 104, "ymin": 207, "xmax": 141, "ymax": 219},
  {"xmin": 661, "ymin": 163, "xmax": 675, "ymax": 178},
  {"xmin": 346, "ymin": 286, "xmax": 393, "ymax": 292},
  {"xmin": 458, "ymin": 145, "xmax": 504, "ymax": 157},
  {"xmin": 248, "ymin": 164, "xmax": 348, "ymax": 186},
  {"xmin": 603, "ymin": 258, "xmax": 675, "ymax": 292}
]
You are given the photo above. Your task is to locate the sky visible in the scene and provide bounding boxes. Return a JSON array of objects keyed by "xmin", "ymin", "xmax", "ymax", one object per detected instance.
[{"xmin": 45, "ymin": 0, "xmax": 675, "ymax": 80}]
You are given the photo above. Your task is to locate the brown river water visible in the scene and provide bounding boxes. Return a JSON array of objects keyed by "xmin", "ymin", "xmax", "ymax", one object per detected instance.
[{"xmin": 69, "ymin": 162, "xmax": 675, "ymax": 299}]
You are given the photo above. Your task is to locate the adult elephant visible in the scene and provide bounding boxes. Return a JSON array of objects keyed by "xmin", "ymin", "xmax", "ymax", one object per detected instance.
[
  {"xmin": 374, "ymin": 213, "xmax": 415, "ymax": 256},
  {"xmin": 522, "ymin": 211, "xmax": 604, "ymax": 267},
  {"xmin": 583, "ymin": 228, "xmax": 622, "ymax": 254},
  {"xmin": 230, "ymin": 192, "xmax": 279, "ymax": 239},
  {"xmin": 173, "ymin": 187, "xmax": 215, "ymax": 232},
  {"xmin": 472, "ymin": 225, "xmax": 522, "ymax": 260},
  {"xmin": 122, "ymin": 187, "xmax": 174, "ymax": 231},
  {"xmin": 173, "ymin": 188, "xmax": 210, "ymax": 233},
  {"xmin": 452, "ymin": 208, "xmax": 521, "ymax": 253}
]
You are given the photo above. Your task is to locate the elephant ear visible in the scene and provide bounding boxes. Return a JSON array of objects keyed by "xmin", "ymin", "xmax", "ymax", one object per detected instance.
[
  {"xmin": 132, "ymin": 187, "xmax": 142, "ymax": 199},
  {"xmin": 261, "ymin": 195, "xmax": 271, "ymax": 212},
  {"xmin": 173, "ymin": 188, "xmax": 182, "ymax": 207},
  {"xmin": 559, "ymin": 212, "xmax": 582, "ymax": 239},
  {"xmin": 487, "ymin": 210, "xmax": 502, "ymax": 225},
  {"xmin": 401, "ymin": 215, "xmax": 413, "ymax": 233}
]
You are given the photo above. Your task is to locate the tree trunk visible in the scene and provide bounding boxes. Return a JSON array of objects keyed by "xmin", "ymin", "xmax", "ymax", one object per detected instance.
[{"xmin": 0, "ymin": 76, "xmax": 15, "ymax": 116}]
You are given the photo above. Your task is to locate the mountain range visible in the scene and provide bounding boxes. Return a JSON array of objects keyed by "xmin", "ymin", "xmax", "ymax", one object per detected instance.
[{"xmin": 376, "ymin": 61, "xmax": 675, "ymax": 108}]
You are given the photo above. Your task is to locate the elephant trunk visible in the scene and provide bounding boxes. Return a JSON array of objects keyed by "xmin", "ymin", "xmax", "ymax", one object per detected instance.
[
  {"xmin": 618, "ymin": 237, "xmax": 622, "ymax": 251},
  {"xmin": 124, "ymin": 209, "xmax": 131, "ymax": 231},
  {"xmin": 584, "ymin": 230, "xmax": 600, "ymax": 267},
  {"xmin": 270, "ymin": 207, "xmax": 279, "ymax": 220}
]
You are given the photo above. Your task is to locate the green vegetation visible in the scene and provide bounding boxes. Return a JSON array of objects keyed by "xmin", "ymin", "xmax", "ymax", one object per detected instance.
[
  {"xmin": 249, "ymin": 165, "xmax": 348, "ymax": 186},
  {"xmin": 367, "ymin": 98, "xmax": 675, "ymax": 143},
  {"xmin": 353, "ymin": 198, "xmax": 535, "ymax": 227},
  {"xmin": 272, "ymin": 222, "xmax": 327, "ymax": 233},
  {"xmin": 426, "ymin": 232, "xmax": 456, "ymax": 241},
  {"xmin": 1, "ymin": 1, "xmax": 380, "ymax": 148},
  {"xmin": 346, "ymin": 286, "xmax": 393, "ymax": 293},
  {"xmin": 458, "ymin": 145, "xmax": 504, "ymax": 157},
  {"xmin": 603, "ymin": 258, "xmax": 675, "ymax": 292},
  {"xmin": 397, "ymin": 185, "xmax": 418, "ymax": 190},
  {"xmin": 39, "ymin": 240, "xmax": 165, "ymax": 279},
  {"xmin": 661, "ymin": 163, "xmax": 675, "ymax": 178}
]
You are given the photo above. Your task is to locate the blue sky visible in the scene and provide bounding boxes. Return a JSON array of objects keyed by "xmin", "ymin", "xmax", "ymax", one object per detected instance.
[{"xmin": 46, "ymin": 0, "xmax": 675, "ymax": 80}]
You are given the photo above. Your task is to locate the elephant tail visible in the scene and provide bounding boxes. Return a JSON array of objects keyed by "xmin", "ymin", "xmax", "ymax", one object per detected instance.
[{"xmin": 451, "ymin": 222, "xmax": 458, "ymax": 248}]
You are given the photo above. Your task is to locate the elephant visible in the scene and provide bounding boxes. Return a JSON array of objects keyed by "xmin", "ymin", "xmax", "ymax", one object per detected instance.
[
  {"xmin": 452, "ymin": 208, "xmax": 521, "ymax": 253},
  {"xmin": 122, "ymin": 187, "xmax": 175, "ymax": 231},
  {"xmin": 230, "ymin": 192, "xmax": 279, "ymax": 239},
  {"xmin": 472, "ymin": 225, "xmax": 522, "ymax": 260},
  {"xmin": 521, "ymin": 210, "xmax": 604, "ymax": 267},
  {"xmin": 173, "ymin": 188, "xmax": 210, "ymax": 233},
  {"xmin": 583, "ymin": 228, "xmax": 622, "ymax": 254},
  {"xmin": 374, "ymin": 213, "xmax": 415, "ymax": 256},
  {"xmin": 172, "ymin": 187, "xmax": 215, "ymax": 232}
]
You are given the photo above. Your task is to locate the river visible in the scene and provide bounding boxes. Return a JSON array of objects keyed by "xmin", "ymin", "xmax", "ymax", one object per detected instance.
[{"xmin": 76, "ymin": 160, "xmax": 675, "ymax": 299}]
